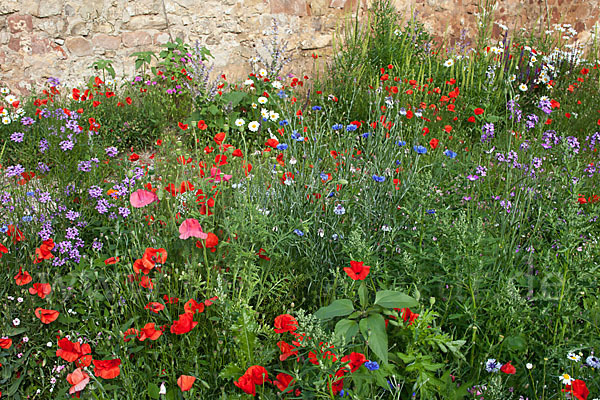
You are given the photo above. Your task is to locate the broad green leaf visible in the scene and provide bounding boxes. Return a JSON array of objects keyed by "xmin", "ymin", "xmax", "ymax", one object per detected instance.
[
  {"xmin": 374, "ymin": 290, "xmax": 418, "ymax": 309},
  {"xmin": 358, "ymin": 282, "xmax": 369, "ymax": 308},
  {"xmin": 360, "ymin": 314, "xmax": 388, "ymax": 364},
  {"xmin": 334, "ymin": 319, "xmax": 358, "ymax": 341},
  {"xmin": 148, "ymin": 383, "xmax": 160, "ymax": 399},
  {"xmin": 315, "ymin": 299, "xmax": 355, "ymax": 320}
]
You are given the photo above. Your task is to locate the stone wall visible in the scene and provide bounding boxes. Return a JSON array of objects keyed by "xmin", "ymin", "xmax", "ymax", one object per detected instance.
[{"xmin": 0, "ymin": 0, "xmax": 598, "ymax": 94}]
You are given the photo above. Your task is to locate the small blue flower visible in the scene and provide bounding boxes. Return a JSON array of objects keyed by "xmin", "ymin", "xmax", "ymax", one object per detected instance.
[
  {"xmin": 279, "ymin": 119, "xmax": 289, "ymax": 126},
  {"xmin": 346, "ymin": 124, "xmax": 357, "ymax": 132},
  {"xmin": 396, "ymin": 140, "xmax": 407, "ymax": 147},
  {"xmin": 262, "ymin": 117, "xmax": 268, "ymax": 122},
  {"xmin": 426, "ymin": 209, "xmax": 435, "ymax": 215},
  {"xmin": 444, "ymin": 149, "xmax": 457, "ymax": 159},
  {"xmin": 276, "ymin": 143, "xmax": 288, "ymax": 150},
  {"xmin": 361, "ymin": 132, "xmax": 370, "ymax": 139},
  {"xmin": 0, "ymin": 225, "xmax": 8, "ymax": 233},
  {"xmin": 364, "ymin": 360, "xmax": 379, "ymax": 371},
  {"xmin": 277, "ymin": 89, "xmax": 288, "ymax": 99},
  {"xmin": 22, "ymin": 216, "xmax": 33, "ymax": 222},
  {"xmin": 312, "ymin": 105, "xmax": 322, "ymax": 111},
  {"xmin": 327, "ymin": 191, "xmax": 335, "ymax": 198},
  {"xmin": 320, "ymin": 172, "xmax": 329, "ymax": 180},
  {"xmin": 413, "ymin": 145, "xmax": 427, "ymax": 154},
  {"xmin": 294, "ymin": 229, "xmax": 304, "ymax": 237},
  {"xmin": 339, "ymin": 389, "xmax": 346, "ymax": 397},
  {"xmin": 291, "ymin": 131, "xmax": 304, "ymax": 141},
  {"xmin": 332, "ymin": 123, "xmax": 344, "ymax": 130},
  {"xmin": 26, "ymin": 191, "xmax": 35, "ymax": 197},
  {"xmin": 395, "ymin": 160, "xmax": 401, "ymax": 165},
  {"xmin": 372, "ymin": 175, "xmax": 386, "ymax": 182}
]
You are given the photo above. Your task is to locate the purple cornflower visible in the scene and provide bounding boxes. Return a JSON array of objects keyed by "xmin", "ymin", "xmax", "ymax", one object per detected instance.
[
  {"xmin": 105, "ymin": 147, "xmax": 118, "ymax": 157},
  {"xmin": 92, "ymin": 239, "xmax": 103, "ymax": 251},
  {"xmin": 118, "ymin": 207, "xmax": 130, "ymax": 218},
  {"xmin": 59, "ymin": 140, "xmax": 74, "ymax": 151},
  {"xmin": 96, "ymin": 199, "xmax": 110, "ymax": 214},
  {"xmin": 39, "ymin": 138, "xmax": 49, "ymax": 153},
  {"xmin": 467, "ymin": 174, "xmax": 480, "ymax": 181},
  {"xmin": 525, "ymin": 114, "xmax": 539, "ymax": 130},
  {"xmin": 38, "ymin": 192, "xmax": 52, "ymax": 203},
  {"xmin": 5, "ymin": 164, "xmax": 25, "ymax": 178},
  {"xmin": 47, "ymin": 77, "xmax": 61, "ymax": 87},
  {"xmin": 21, "ymin": 117, "xmax": 35, "ymax": 126},
  {"xmin": 481, "ymin": 123, "xmax": 495, "ymax": 143},
  {"xmin": 476, "ymin": 165, "xmax": 487, "ymax": 177},
  {"xmin": 507, "ymin": 100, "xmax": 522, "ymax": 122},
  {"xmin": 566, "ymin": 136, "xmax": 580, "ymax": 153},
  {"xmin": 88, "ymin": 186, "xmax": 103, "ymax": 198},
  {"xmin": 78, "ymin": 161, "xmax": 92, "ymax": 172},
  {"xmin": 37, "ymin": 162, "xmax": 50, "ymax": 173},
  {"xmin": 538, "ymin": 98, "xmax": 552, "ymax": 114},
  {"xmin": 65, "ymin": 210, "xmax": 80, "ymax": 221},
  {"xmin": 65, "ymin": 227, "xmax": 79, "ymax": 240},
  {"xmin": 10, "ymin": 132, "xmax": 24, "ymax": 142}
]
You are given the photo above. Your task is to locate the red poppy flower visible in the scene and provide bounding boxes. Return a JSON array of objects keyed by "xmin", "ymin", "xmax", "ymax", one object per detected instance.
[
  {"xmin": 274, "ymin": 373, "xmax": 294, "ymax": 392},
  {"xmin": 234, "ymin": 373, "xmax": 256, "ymax": 396},
  {"xmin": 138, "ymin": 323, "xmax": 163, "ymax": 341},
  {"xmin": 184, "ymin": 299, "xmax": 205, "ymax": 314},
  {"xmin": 179, "ymin": 218, "xmax": 208, "ymax": 240},
  {"xmin": 474, "ymin": 107, "xmax": 484, "ymax": 115},
  {"xmin": 0, "ymin": 338, "xmax": 12, "ymax": 349},
  {"xmin": 170, "ymin": 312, "xmax": 198, "ymax": 335},
  {"xmin": 35, "ymin": 308, "xmax": 59, "ymax": 324},
  {"xmin": 29, "ymin": 283, "xmax": 51, "ymax": 299},
  {"xmin": 177, "ymin": 375, "xmax": 196, "ymax": 391},
  {"xmin": 14, "ymin": 268, "xmax": 32, "ymax": 286},
  {"xmin": 196, "ymin": 232, "xmax": 219, "ymax": 250},
  {"xmin": 130, "ymin": 189, "xmax": 159, "ymax": 208},
  {"xmin": 139, "ymin": 275, "xmax": 154, "ymax": 289},
  {"xmin": 246, "ymin": 365, "xmax": 271, "ymax": 385},
  {"xmin": 467, "ymin": 116, "xmax": 476, "ymax": 123},
  {"xmin": 197, "ymin": 120, "xmax": 207, "ymax": 130},
  {"xmin": 277, "ymin": 341, "xmax": 298, "ymax": 361},
  {"xmin": 67, "ymin": 368, "xmax": 90, "ymax": 396},
  {"xmin": 399, "ymin": 307, "xmax": 419, "ymax": 325},
  {"xmin": 34, "ymin": 239, "xmax": 54, "ymax": 263},
  {"xmin": 500, "ymin": 361, "xmax": 516, "ymax": 374},
  {"xmin": 0, "ymin": 243, "xmax": 8, "ymax": 259},
  {"xmin": 232, "ymin": 149, "xmax": 243, "ymax": 157},
  {"xmin": 265, "ymin": 138, "xmax": 279, "ymax": 148},
  {"xmin": 156, "ymin": 139, "xmax": 163, "ymax": 146},
  {"xmin": 104, "ymin": 256, "xmax": 120, "ymax": 265},
  {"xmin": 563, "ymin": 379, "xmax": 589, "ymax": 400},
  {"xmin": 93, "ymin": 359, "xmax": 121, "ymax": 379},
  {"xmin": 143, "ymin": 247, "xmax": 167, "ymax": 265},
  {"xmin": 122, "ymin": 328, "xmax": 139, "ymax": 342},
  {"xmin": 344, "ymin": 260, "xmax": 370, "ymax": 280},
  {"xmin": 429, "ymin": 138, "xmax": 439, "ymax": 149},
  {"xmin": 341, "ymin": 352, "xmax": 366, "ymax": 372},
  {"xmin": 274, "ymin": 314, "xmax": 298, "ymax": 333},
  {"xmin": 145, "ymin": 302, "xmax": 165, "ymax": 313},
  {"xmin": 444, "ymin": 125, "xmax": 453, "ymax": 133},
  {"xmin": 56, "ymin": 338, "xmax": 92, "ymax": 363},
  {"xmin": 257, "ymin": 248, "xmax": 270, "ymax": 260}
]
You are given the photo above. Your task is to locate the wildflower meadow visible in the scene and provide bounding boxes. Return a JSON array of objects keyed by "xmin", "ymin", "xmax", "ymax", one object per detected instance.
[{"xmin": 0, "ymin": 1, "xmax": 599, "ymax": 399}]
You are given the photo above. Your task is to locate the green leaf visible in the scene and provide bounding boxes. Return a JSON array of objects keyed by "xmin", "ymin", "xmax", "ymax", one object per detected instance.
[
  {"xmin": 147, "ymin": 383, "xmax": 160, "ymax": 399},
  {"xmin": 315, "ymin": 299, "xmax": 355, "ymax": 320},
  {"xmin": 334, "ymin": 319, "xmax": 358, "ymax": 341},
  {"xmin": 219, "ymin": 363, "xmax": 243, "ymax": 379},
  {"xmin": 504, "ymin": 335, "xmax": 527, "ymax": 352},
  {"xmin": 374, "ymin": 290, "xmax": 418, "ymax": 310},
  {"xmin": 359, "ymin": 314, "xmax": 388, "ymax": 364},
  {"xmin": 358, "ymin": 282, "xmax": 369, "ymax": 308}
]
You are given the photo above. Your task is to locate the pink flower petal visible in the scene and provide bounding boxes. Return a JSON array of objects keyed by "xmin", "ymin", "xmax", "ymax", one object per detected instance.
[
  {"xmin": 130, "ymin": 189, "xmax": 159, "ymax": 208},
  {"xmin": 179, "ymin": 218, "xmax": 208, "ymax": 240}
]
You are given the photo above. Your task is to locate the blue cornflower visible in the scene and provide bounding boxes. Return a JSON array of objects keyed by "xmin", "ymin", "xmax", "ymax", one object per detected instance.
[
  {"xmin": 320, "ymin": 172, "xmax": 329, "ymax": 180},
  {"xmin": 426, "ymin": 209, "xmax": 435, "ymax": 214},
  {"xmin": 312, "ymin": 105, "xmax": 322, "ymax": 111},
  {"xmin": 277, "ymin": 90, "xmax": 288, "ymax": 99},
  {"xmin": 364, "ymin": 360, "xmax": 379, "ymax": 371},
  {"xmin": 444, "ymin": 149, "xmax": 457, "ymax": 159},
  {"xmin": 291, "ymin": 131, "xmax": 304, "ymax": 141},
  {"xmin": 395, "ymin": 160, "xmax": 401, "ymax": 165},
  {"xmin": 279, "ymin": 119, "xmax": 289, "ymax": 126},
  {"xmin": 413, "ymin": 145, "xmax": 427, "ymax": 154},
  {"xmin": 396, "ymin": 140, "xmax": 406, "ymax": 147},
  {"xmin": 0, "ymin": 225, "xmax": 8, "ymax": 233},
  {"xmin": 346, "ymin": 124, "xmax": 357, "ymax": 132},
  {"xmin": 362, "ymin": 132, "xmax": 370, "ymax": 139},
  {"xmin": 372, "ymin": 175, "xmax": 385, "ymax": 182},
  {"xmin": 22, "ymin": 216, "xmax": 33, "ymax": 222},
  {"xmin": 26, "ymin": 191, "xmax": 35, "ymax": 197},
  {"xmin": 332, "ymin": 123, "xmax": 344, "ymax": 130},
  {"xmin": 294, "ymin": 229, "xmax": 304, "ymax": 236},
  {"xmin": 276, "ymin": 143, "xmax": 288, "ymax": 150},
  {"xmin": 485, "ymin": 358, "xmax": 501, "ymax": 373}
]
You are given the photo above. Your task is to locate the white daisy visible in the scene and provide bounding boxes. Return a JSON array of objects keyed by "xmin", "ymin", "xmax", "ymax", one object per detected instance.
[
  {"xmin": 235, "ymin": 118, "xmax": 245, "ymax": 127},
  {"xmin": 559, "ymin": 373, "xmax": 574, "ymax": 385},
  {"xmin": 2, "ymin": 116, "xmax": 11, "ymax": 125},
  {"xmin": 248, "ymin": 121, "xmax": 260, "ymax": 132},
  {"xmin": 269, "ymin": 111, "xmax": 279, "ymax": 121},
  {"xmin": 5, "ymin": 94, "xmax": 17, "ymax": 103},
  {"xmin": 244, "ymin": 79, "xmax": 254, "ymax": 86},
  {"xmin": 519, "ymin": 83, "xmax": 528, "ymax": 92},
  {"xmin": 258, "ymin": 68, "xmax": 267, "ymax": 78},
  {"xmin": 251, "ymin": 102, "xmax": 257, "ymax": 109},
  {"xmin": 272, "ymin": 81, "xmax": 282, "ymax": 89},
  {"xmin": 258, "ymin": 96, "xmax": 268, "ymax": 104},
  {"xmin": 0, "ymin": 87, "xmax": 9, "ymax": 94},
  {"xmin": 567, "ymin": 352, "xmax": 581, "ymax": 362},
  {"xmin": 260, "ymin": 108, "xmax": 269, "ymax": 118},
  {"xmin": 444, "ymin": 58, "xmax": 454, "ymax": 68}
]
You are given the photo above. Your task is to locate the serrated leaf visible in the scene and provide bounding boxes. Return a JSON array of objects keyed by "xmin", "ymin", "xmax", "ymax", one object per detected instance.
[
  {"xmin": 374, "ymin": 290, "xmax": 418, "ymax": 309},
  {"xmin": 148, "ymin": 382, "xmax": 160, "ymax": 399},
  {"xmin": 315, "ymin": 299, "xmax": 354, "ymax": 320}
]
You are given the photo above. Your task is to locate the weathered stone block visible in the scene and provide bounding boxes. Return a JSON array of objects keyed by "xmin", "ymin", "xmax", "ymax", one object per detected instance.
[
  {"xmin": 92, "ymin": 34, "xmax": 121, "ymax": 50},
  {"xmin": 123, "ymin": 15, "xmax": 168, "ymax": 30},
  {"xmin": 122, "ymin": 31, "xmax": 153, "ymax": 47},
  {"xmin": 37, "ymin": 0, "xmax": 63, "ymax": 17},
  {"xmin": 271, "ymin": 0, "xmax": 309, "ymax": 16},
  {"xmin": 7, "ymin": 15, "xmax": 34, "ymax": 34},
  {"xmin": 65, "ymin": 36, "xmax": 93, "ymax": 56}
]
